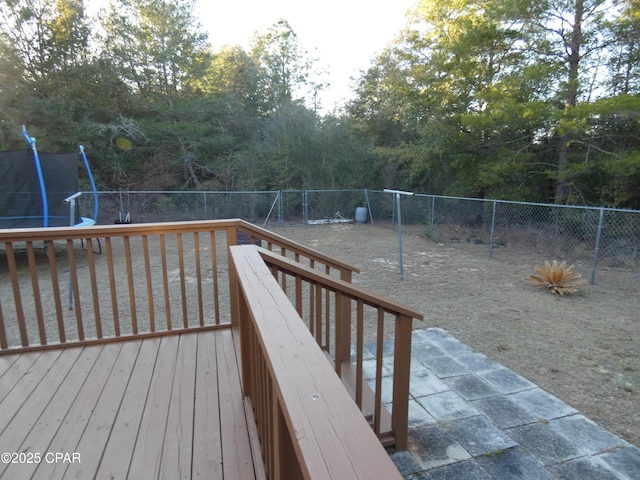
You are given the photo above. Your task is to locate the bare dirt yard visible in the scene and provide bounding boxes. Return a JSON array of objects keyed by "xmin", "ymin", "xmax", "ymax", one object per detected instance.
[{"xmin": 268, "ymin": 222, "xmax": 640, "ymax": 447}]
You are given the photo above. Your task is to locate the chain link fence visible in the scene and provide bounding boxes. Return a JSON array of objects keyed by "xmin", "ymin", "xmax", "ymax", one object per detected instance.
[
  {"xmin": 83, "ymin": 189, "xmax": 640, "ymax": 284},
  {"xmin": 92, "ymin": 190, "xmax": 280, "ymax": 225},
  {"xmin": 366, "ymin": 191, "xmax": 640, "ymax": 283}
]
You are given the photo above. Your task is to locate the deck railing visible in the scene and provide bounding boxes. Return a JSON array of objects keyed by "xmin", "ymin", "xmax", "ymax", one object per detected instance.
[
  {"xmin": 0, "ymin": 219, "xmax": 359, "ymax": 351},
  {"xmin": 253, "ymin": 246, "xmax": 423, "ymax": 449},
  {"xmin": 229, "ymin": 245, "xmax": 405, "ymax": 479}
]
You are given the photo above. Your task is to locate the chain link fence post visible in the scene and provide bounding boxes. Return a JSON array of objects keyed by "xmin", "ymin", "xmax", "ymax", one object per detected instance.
[
  {"xmin": 364, "ymin": 189, "xmax": 373, "ymax": 225},
  {"xmin": 429, "ymin": 196, "xmax": 436, "ymax": 239},
  {"xmin": 489, "ymin": 200, "xmax": 497, "ymax": 258},
  {"xmin": 590, "ymin": 207, "xmax": 605, "ymax": 285}
]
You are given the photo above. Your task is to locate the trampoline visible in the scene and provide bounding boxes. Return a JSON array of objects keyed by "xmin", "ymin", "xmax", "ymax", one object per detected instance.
[{"xmin": 0, "ymin": 126, "xmax": 98, "ymax": 229}]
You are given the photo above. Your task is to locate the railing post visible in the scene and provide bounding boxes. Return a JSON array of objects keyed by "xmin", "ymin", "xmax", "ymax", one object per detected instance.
[
  {"xmin": 238, "ymin": 281, "xmax": 253, "ymax": 395},
  {"xmin": 339, "ymin": 270, "xmax": 353, "ymax": 362},
  {"xmin": 274, "ymin": 393, "xmax": 304, "ymax": 480},
  {"xmin": 5, "ymin": 243, "xmax": 29, "ymax": 347},
  {"xmin": 229, "ymin": 242, "xmax": 256, "ymax": 398},
  {"xmin": 391, "ymin": 314, "xmax": 413, "ymax": 450},
  {"xmin": 228, "ymin": 225, "xmax": 240, "ymax": 328}
]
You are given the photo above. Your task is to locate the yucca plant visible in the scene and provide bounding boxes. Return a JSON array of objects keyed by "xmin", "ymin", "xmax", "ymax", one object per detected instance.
[{"xmin": 528, "ymin": 260, "xmax": 586, "ymax": 295}]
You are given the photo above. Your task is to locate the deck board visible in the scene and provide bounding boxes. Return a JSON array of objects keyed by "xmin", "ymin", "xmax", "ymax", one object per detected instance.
[
  {"xmin": 217, "ymin": 328, "xmax": 257, "ymax": 480},
  {"xmin": 192, "ymin": 325, "xmax": 223, "ymax": 478},
  {"xmin": 1, "ymin": 346, "xmax": 102, "ymax": 480},
  {"xmin": 0, "ymin": 330, "xmax": 260, "ymax": 480},
  {"xmin": 160, "ymin": 332, "xmax": 197, "ymax": 479},
  {"xmin": 128, "ymin": 335, "xmax": 179, "ymax": 480},
  {"xmin": 0, "ymin": 353, "xmax": 19, "ymax": 379},
  {"xmin": 0, "ymin": 347, "xmax": 81, "ymax": 456},
  {"xmin": 0, "ymin": 350, "xmax": 61, "ymax": 429},
  {"xmin": 95, "ymin": 338, "xmax": 160, "ymax": 479},
  {"xmin": 32, "ymin": 342, "xmax": 123, "ymax": 480},
  {"xmin": 66, "ymin": 340, "xmax": 142, "ymax": 479}
]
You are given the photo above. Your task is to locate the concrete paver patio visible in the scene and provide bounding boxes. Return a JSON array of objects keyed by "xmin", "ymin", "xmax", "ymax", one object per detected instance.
[{"xmin": 379, "ymin": 328, "xmax": 640, "ymax": 480}]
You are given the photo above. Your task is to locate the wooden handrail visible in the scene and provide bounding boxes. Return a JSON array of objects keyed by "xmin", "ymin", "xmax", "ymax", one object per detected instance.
[
  {"xmin": 229, "ymin": 244, "xmax": 403, "ymax": 480},
  {"xmin": 0, "ymin": 219, "xmax": 239, "ymax": 242},
  {"xmin": 257, "ymin": 247, "xmax": 422, "ymax": 319}
]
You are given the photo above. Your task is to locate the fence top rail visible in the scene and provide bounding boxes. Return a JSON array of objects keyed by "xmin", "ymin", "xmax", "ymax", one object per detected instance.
[
  {"xmin": 237, "ymin": 220, "xmax": 361, "ymax": 276},
  {"xmin": 90, "ymin": 190, "xmax": 281, "ymax": 195},
  {"xmin": 409, "ymin": 192, "xmax": 640, "ymax": 214},
  {"xmin": 82, "ymin": 189, "xmax": 640, "ymax": 214},
  {"xmin": 302, "ymin": 189, "xmax": 367, "ymax": 193},
  {"xmin": 254, "ymin": 245, "xmax": 423, "ymax": 321},
  {"xmin": 230, "ymin": 244, "xmax": 403, "ymax": 480}
]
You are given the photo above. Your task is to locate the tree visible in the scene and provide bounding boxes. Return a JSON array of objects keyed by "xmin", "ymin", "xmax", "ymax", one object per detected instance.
[
  {"xmin": 97, "ymin": 0, "xmax": 238, "ymax": 189},
  {"xmin": 196, "ymin": 47, "xmax": 260, "ymax": 103},
  {"xmin": 100, "ymin": 0, "xmax": 208, "ymax": 109},
  {"xmin": 250, "ymin": 19, "xmax": 315, "ymax": 112},
  {"xmin": 350, "ymin": 0, "xmax": 548, "ymax": 196},
  {"xmin": 521, "ymin": 0, "xmax": 616, "ymax": 203},
  {"xmin": 0, "ymin": 0, "xmax": 120, "ymax": 152},
  {"xmin": 0, "ymin": 0, "xmax": 90, "ymax": 85},
  {"xmin": 607, "ymin": 0, "xmax": 640, "ymax": 94}
]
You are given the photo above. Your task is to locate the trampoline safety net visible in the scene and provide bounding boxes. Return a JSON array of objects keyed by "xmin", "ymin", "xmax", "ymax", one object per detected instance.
[{"xmin": 0, "ymin": 149, "xmax": 82, "ymax": 229}]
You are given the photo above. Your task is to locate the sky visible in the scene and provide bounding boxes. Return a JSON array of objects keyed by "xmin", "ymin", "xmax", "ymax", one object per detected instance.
[{"xmin": 194, "ymin": 0, "xmax": 417, "ymax": 112}]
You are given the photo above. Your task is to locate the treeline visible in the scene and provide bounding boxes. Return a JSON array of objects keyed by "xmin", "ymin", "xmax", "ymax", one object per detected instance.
[
  {"xmin": 351, "ymin": 0, "xmax": 640, "ymax": 208},
  {"xmin": 1, "ymin": 0, "xmax": 639, "ymax": 209},
  {"xmin": 0, "ymin": 1, "xmax": 376, "ymax": 193}
]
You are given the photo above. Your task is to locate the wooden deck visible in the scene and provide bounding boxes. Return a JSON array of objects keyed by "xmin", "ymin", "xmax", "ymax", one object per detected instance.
[
  {"xmin": 0, "ymin": 328, "xmax": 261, "ymax": 480},
  {"xmin": 0, "ymin": 220, "xmax": 419, "ymax": 479}
]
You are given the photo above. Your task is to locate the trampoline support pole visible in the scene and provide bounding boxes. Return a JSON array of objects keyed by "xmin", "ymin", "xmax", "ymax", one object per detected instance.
[{"xmin": 65, "ymin": 193, "xmax": 82, "ymax": 309}]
